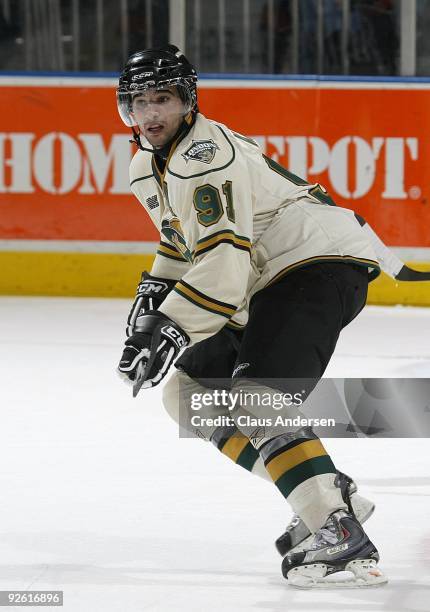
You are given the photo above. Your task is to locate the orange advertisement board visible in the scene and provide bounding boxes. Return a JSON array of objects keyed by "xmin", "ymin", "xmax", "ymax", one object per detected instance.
[{"xmin": 0, "ymin": 78, "xmax": 429, "ymax": 246}]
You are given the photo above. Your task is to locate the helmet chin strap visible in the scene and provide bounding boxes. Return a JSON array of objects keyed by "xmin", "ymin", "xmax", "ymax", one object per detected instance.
[{"xmin": 130, "ymin": 127, "xmax": 154, "ymax": 154}]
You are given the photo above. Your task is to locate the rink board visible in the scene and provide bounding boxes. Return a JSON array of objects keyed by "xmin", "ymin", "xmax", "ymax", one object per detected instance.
[
  {"xmin": 0, "ymin": 75, "xmax": 429, "ymax": 304},
  {"xmin": 0, "ymin": 250, "xmax": 429, "ymax": 306}
]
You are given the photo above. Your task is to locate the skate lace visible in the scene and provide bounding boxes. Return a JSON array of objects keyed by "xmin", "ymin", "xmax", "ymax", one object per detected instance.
[{"xmin": 310, "ymin": 517, "xmax": 339, "ymax": 550}]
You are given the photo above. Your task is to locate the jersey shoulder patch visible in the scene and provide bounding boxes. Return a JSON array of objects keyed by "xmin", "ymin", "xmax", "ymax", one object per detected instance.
[
  {"xmin": 181, "ymin": 139, "xmax": 220, "ymax": 164},
  {"xmin": 168, "ymin": 115, "xmax": 235, "ymax": 180}
]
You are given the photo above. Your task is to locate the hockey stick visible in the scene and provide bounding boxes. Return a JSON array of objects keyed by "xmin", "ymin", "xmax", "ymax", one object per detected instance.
[
  {"xmin": 132, "ymin": 323, "xmax": 163, "ymax": 398},
  {"xmin": 355, "ymin": 214, "xmax": 430, "ymax": 281},
  {"xmin": 395, "ymin": 266, "xmax": 430, "ymax": 281}
]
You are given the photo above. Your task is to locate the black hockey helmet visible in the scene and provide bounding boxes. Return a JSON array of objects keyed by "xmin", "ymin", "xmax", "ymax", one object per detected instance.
[{"xmin": 117, "ymin": 44, "xmax": 198, "ymax": 127}]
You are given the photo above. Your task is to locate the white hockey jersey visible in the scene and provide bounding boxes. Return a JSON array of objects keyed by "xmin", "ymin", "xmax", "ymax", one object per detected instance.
[{"xmin": 129, "ymin": 113, "xmax": 380, "ymax": 345}]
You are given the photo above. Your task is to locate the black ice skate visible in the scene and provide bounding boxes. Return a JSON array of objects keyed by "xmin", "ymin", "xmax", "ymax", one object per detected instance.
[
  {"xmin": 275, "ymin": 471, "xmax": 375, "ymax": 556},
  {"xmin": 282, "ymin": 510, "xmax": 387, "ymax": 588}
]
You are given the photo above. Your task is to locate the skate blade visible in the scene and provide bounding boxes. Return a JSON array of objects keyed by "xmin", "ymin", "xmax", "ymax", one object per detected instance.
[{"xmin": 288, "ymin": 559, "xmax": 388, "ymax": 589}]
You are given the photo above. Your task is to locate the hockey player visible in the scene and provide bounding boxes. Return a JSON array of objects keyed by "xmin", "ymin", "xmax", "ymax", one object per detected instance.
[{"xmin": 116, "ymin": 44, "xmax": 387, "ymax": 588}]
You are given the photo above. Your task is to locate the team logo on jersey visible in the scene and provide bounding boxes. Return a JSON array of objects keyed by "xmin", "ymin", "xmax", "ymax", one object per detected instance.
[
  {"xmin": 182, "ymin": 140, "xmax": 220, "ymax": 164},
  {"xmin": 146, "ymin": 194, "xmax": 160, "ymax": 210},
  {"xmin": 161, "ymin": 218, "xmax": 193, "ymax": 262}
]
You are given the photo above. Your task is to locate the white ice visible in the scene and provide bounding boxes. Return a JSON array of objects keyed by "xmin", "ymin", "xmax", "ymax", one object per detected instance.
[{"xmin": 1, "ymin": 297, "xmax": 430, "ymax": 612}]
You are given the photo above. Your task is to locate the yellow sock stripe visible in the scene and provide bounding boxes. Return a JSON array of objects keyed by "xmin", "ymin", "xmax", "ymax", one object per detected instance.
[
  {"xmin": 265, "ymin": 439, "xmax": 328, "ymax": 483},
  {"xmin": 194, "ymin": 231, "xmax": 251, "ymax": 258},
  {"xmin": 221, "ymin": 434, "xmax": 251, "ymax": 463},
  {"xmin": 266, "ymin": 256, "xmax": 381, "ymax": 287},
  {"xmin": 174, "ymin": 281, "xmax": 237, "ymax": 318}
]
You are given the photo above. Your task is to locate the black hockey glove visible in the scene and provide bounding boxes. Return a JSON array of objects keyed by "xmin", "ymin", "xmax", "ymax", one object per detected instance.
[
  {"xmin": 126, "ymin": 272, "xmax": 176, "ymax": 337},
  {"xmin": 118, "ymin": 310, "xmax": 189, "ymax": 394}
]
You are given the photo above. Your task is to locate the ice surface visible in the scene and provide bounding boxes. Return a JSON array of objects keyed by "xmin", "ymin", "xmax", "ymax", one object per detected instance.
[{"xmin": 0, "ymin": 297, "xmax": 429, "ymax": 612}]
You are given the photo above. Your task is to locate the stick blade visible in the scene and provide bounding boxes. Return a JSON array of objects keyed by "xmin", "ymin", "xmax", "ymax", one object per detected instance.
[
  {"xmin": 132, "ymin": 361, "xmax": 147, "ymax": 398},
  {"xmin": 396, "ymin": 265, "xmax": 430, "ymax": 281}
]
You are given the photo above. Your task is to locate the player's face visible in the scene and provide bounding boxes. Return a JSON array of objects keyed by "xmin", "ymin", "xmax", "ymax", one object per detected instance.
[{"xmin": 131, "ymin": 87, "xmax": 185, "ymax": 148}]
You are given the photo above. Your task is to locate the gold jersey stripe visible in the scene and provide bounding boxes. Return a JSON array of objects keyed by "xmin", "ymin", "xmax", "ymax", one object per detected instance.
[
  {"xmin": 175, "ymin": 281, "xmax": 237, "ymax": 317},
  {"xmin": 194, "ymin": 231, "xmax": 251, "ymax": 257},
  {"xmin": 157, "ymin": 243, "xmax": 188, "ymax": 261},
  {"xmin": 221, "ymin": 434, "xmax": 250, "ymax": 463},
  {"xmin": 226, "ymin": 320, "xmax": 245, "ymax": 330},
  {"xmin": 195, "ymin": 229, "xmax": 251, "ymax": 247},
  {"xmin": 266, "ymin": 439, "xmax": 328, "ymax": 483}
]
